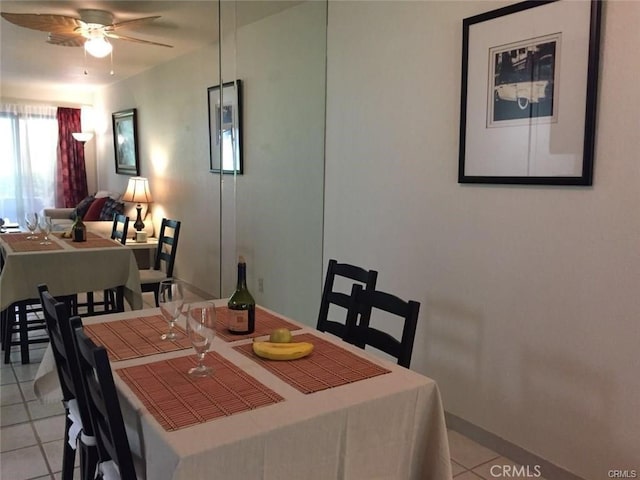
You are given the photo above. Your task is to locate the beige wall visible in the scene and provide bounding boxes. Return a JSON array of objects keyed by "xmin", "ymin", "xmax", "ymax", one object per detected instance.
[{"xmin": 324, "ymin": 1, "xmax": 640, "ymax": 478}]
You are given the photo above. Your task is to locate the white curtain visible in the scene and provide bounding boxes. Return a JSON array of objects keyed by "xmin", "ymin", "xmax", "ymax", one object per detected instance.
[{"xmin": 0, "ymin": 104, "xmax": 58, "ymax": 224}]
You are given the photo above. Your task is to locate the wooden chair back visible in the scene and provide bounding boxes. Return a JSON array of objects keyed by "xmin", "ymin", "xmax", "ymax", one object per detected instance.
[
  {"xmin": 111, "ymin": 214, "xmax": 129, "ymax": 244},
  {"xmin": 346, "ymin": 284, "xmax": 420, "ymax": 368},
  {"xmin": 153, "ymin": 218, "xmax": 181, "ymax": 276},
  {"xmin": 71, "ymin": 322, "xmax": 137, "ymax": 479},
  {"xmin": 316, "ymin": 259, "xmax": 378, "ymax": 341},
  {"xmin": 38, "ymin": 284, "xmax": 97, "ymax": 480}
]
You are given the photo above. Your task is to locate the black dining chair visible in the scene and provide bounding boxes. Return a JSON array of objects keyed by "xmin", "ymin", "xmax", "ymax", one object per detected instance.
[
  {"xmin": 111, "ymin": 213, "xmax": 130, "ymax": 244},
  {"xmin": 82, "ymin": 214, "xmax": 129, "ymax": 316},
  {"xmin": 1, "ymin": 252, "xmax": 51, "ymax": 364},
  {"xmin": 345, "ymin": 284, "xmax": 420, "ymax": 369},
  {"xmin": 316, "ymin": 259, "xmax": 378, "ymax": 342},
  {"xmin": 140, "ymin": 218, "xmax": 181, "ymax": 306},
  {"xmin": 71, "ymin": 320, "xmax": 138, "ymax": 480},
  {"xmin": 38, "ymin": 285, "xmax": 98, "ymax": 480},
  {"xmin": 2, "ymin": 299, "xmax": 49, "ymax": 364}
]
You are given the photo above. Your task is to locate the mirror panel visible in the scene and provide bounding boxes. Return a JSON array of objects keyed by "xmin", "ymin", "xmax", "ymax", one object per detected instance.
[{"xmin": 219, "ymin": 0, "xmax": 327, "ymax": 324}]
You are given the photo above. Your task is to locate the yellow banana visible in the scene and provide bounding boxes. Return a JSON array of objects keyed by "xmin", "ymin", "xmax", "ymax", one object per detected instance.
[{"xmin": 252, "ymin": 341, "xmax": 314, "ymax": 360}]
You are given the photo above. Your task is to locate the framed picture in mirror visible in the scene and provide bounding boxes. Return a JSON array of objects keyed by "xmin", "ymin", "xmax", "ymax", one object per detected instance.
[
  {"xmin": 112, "ymin": 108, "xmax": 140, "ymax": 176},
  {"xmin": 208, "ymin": 79, "xmax": 243, "ymax": 174}
]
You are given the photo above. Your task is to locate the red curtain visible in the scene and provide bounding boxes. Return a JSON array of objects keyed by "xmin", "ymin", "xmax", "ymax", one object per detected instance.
[{"xmin": 56, "ymin": 108, "xmax": 88, "ymax": 207}]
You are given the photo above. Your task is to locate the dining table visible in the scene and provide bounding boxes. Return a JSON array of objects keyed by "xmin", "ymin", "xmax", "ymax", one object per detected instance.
[
  {"xmin": 0, "ymin": 231, "xmax": 142, "ymax": 312},
  {"xmin": 33, "ymin": 300, "xmax": 452, "ymax": 480}
]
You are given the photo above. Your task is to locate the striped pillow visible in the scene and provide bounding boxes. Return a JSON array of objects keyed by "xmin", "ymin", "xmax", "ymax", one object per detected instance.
[{"xmin": 98, "ymin": 197, "xmax": 125, "ymax": 221}]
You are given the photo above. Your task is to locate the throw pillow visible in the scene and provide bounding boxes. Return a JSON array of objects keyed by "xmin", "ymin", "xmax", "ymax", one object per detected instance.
[
  {"xmin": 83, "ymin": 196, "xmax": 109, "ymax": 221},
  {"xmin": 99, "ymin": 197, "xmax": 125, "ymax": 221},
  {"xmin": 71, "ymin": 195, "xmax": 95, "ymax": 220}
]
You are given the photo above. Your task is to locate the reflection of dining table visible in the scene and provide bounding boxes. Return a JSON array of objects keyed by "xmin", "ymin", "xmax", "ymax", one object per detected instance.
[
  {"xmin": 0, "ymin": 232, "xmax": 142, "ymax": 311},
  {"xmin": 34, "ymin": 300, "xmax": 452, "ymax": 480}
]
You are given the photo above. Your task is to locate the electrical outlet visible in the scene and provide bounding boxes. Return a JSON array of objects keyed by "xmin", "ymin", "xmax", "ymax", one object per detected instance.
[{"xmin": 258, "ymin": 278, "xmax": 264, "ymax": 293}]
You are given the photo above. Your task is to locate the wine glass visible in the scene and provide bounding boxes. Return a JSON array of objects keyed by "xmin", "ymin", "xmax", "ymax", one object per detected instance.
[
  {"xmin": 186, "ymin": 303, "xmax": 216, "ymax": 377},
  {"xmin": 39, "ymin": 216, "xmax": 52, "ymax": 245},
  {"xmin": 158, "ymin": 279, "xmax": 185, "ymax": 340},
  {"xmin": 25, "ymin": 212, "xmax": 39, "ymax": 239}
]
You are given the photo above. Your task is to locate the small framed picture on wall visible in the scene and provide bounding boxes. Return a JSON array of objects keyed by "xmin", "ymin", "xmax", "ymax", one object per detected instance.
[{"xmin": 113, "ymin": 108, "xmax": 140, "ymax": 176}]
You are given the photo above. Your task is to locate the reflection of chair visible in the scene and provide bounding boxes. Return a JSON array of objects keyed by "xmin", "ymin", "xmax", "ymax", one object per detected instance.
[
  {"xmin": 140, "ymin": 218, "xmax": 181, "ymax": 306},
  {"xmin": 38, "ymin": 285, "xmax": 97, "ymax": 480},
  {"xmin": 316, "ymin": 259, "xmax": 378, "ymax": 342},
  {"xmin": 71, "ymin": 320, "xmax": 137, "ymax": 479},
  {"xmin": 345, "ymin": 284, "xmax": 420, "ymax": 368},
  {"xmin": 83, "ymin": 214, "xmax": 129, "ymax": 316}
]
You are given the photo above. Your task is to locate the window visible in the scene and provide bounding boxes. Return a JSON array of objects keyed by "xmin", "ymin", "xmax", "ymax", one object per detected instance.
[{"xmin": 0, "ymin": 104, "xmax": 58, "ymax": 223}]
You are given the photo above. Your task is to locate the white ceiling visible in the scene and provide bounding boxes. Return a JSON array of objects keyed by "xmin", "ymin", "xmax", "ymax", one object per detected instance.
[{"xmin": 0, "ymin": 1, "xmax": 300, "ymax": 94}]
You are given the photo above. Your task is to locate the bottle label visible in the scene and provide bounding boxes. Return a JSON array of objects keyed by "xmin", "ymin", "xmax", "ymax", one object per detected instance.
[{"xmin": 228, "ymin": 310, "xmax": 249, "ymax": 332}]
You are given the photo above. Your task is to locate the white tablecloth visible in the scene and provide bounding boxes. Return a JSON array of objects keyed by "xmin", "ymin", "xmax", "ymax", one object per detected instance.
[
  {"xmin": 0, "ymin": 233, "xmax": 142, "ymax": 311},
  {"xmin": 34, "ymin": 302, "xmax": 452, "ymax": 480}
]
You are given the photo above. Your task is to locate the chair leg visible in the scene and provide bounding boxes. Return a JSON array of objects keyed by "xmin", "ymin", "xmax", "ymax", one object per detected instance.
[
  {"xmin": 0, "ymin": 307, "xmax": 7, "ymax": 349},
  {"xmin": 2, "ymin": 307, "xmax": 15, "ymax": 364},
  {"xmin": 86, "ymin": 292, "xmax": 95, "ymax": 316},
  {"xmin": 61, "ymin": 415, "xmax": 77, "ymax": 480},
  {"xmin": 79, "ymin": 440, "xmax": 98, "ymax": 480},
  {"xmin": 18, "ymin": 303, "xmax": 31, "ymax": 364},
  {"xmin": 154, "ymin": 288, "xmax": 159, "ymax": 307},
  {"xmin": 115, "ymin": 286, "xmax": 124, "ymax": 312}
]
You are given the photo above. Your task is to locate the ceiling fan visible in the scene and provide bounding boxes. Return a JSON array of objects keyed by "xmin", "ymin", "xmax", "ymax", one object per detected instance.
[{"xmin": 1, "ymin": 9, "xmax": 173, "ymax": 58}]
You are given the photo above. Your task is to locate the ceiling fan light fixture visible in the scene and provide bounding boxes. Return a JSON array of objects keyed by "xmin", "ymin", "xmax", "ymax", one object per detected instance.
[{"xmin": 84, "ymin": 36, "xmax": 112, "ymax": 58}]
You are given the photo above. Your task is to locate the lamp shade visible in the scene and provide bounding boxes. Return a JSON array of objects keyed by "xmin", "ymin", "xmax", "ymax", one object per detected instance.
[
  {"xmin": 122, "ymin": 177, "xmax": 153, "ymax": 204},
  {"xmin": 71, "ymin": 132, "xmax": 94, "ymax": 143}
]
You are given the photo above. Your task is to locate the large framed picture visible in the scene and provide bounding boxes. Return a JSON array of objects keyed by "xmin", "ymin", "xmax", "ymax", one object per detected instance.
[
  {"xmin": 112, "ymin": 108, "xmax": 140, "ymax": 176},
  {"xmin": 458, "ymin": 0, "xmax": 602, "ymax": 185},
  {"xmin": 208, "ymin": 79, "xmax": 243, "ymax": 174}
]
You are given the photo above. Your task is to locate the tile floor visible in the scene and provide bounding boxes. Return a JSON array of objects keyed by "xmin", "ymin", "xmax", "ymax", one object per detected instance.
[{"xmin": 1, "ymin": 293, "xmax": 529, "ymax": 480}]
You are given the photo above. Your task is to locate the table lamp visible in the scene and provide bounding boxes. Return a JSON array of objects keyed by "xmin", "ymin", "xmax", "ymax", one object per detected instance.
[{"xmin": 122, "ymin": 176, "xmax": 153, "ymax": 233}]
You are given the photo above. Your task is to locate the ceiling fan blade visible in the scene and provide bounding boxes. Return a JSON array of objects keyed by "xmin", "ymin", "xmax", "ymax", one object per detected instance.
[
  {"xmin": 1, "ymin": 12, "xmax": 82, "ymax": 34},
  {"xmin": 104, "ymin": 32, "xmax": 173, "ymax": 48},
  {"xmin": 108, "ymin": 16, "xmax": 161, "ymax": 31},
  {"xmin": 47, "ymin": 33, "xmax": 84, "ymax": 47}
]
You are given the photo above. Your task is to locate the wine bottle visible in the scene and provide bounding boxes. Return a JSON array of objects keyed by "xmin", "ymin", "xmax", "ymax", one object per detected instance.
[
  {"xmin": 227, "ymin": 256, "xmax": 255, "ymax": 334},
  {"xmin": 72, "ymin": 215, "xmax": 87, "ymax": 242}
]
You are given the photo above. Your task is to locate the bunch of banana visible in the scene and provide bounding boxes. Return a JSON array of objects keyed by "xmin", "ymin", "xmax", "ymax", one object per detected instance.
[{"xmin": 252, "ymin": 341, "xmax": 314, "ymax": 361}]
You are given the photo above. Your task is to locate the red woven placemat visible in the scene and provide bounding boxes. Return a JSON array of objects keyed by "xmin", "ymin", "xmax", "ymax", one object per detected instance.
[
  {"xmin": 117, "ymin": 351, "xmax": 284, "ymax": 431},
  {"xmin": 214, "ymin": 306, "xmax": 302, "ymax": 342},
  {"xmin": 234, "ymin": 333, "xmax": 391, "ymax": 394},
  {"xmin": 61, "ymin": 232, "xmax": 123, "ymax": 249},
  {"xmin": 1, "ymin": 233, "xmax": 63, "ymax": 252},
  {"xmin": 84, "ymin": 315, "xmax": 192, "ymax": 361}
]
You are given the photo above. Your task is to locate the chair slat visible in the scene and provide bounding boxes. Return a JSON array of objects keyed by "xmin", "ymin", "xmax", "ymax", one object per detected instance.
[
  {"xmin": 316, "ymin": 259, "xmax": 378, "ymax": 342},
  {"xmin": 345, "ymin": 285, "xmax": 420, "ymax": 369}
]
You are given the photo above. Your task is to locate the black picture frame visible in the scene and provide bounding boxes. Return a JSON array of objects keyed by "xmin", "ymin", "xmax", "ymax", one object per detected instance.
[
  {"xmin": 112, "ymin": 108, "xmax": 140, "ymax": 176},
  {"xmin": 208, "ymin": 79, "xmax": 243, "ymax": 174},
  {"xmin": 458, "ymin": 0, "xmax": 602, "ymax": 186}
]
